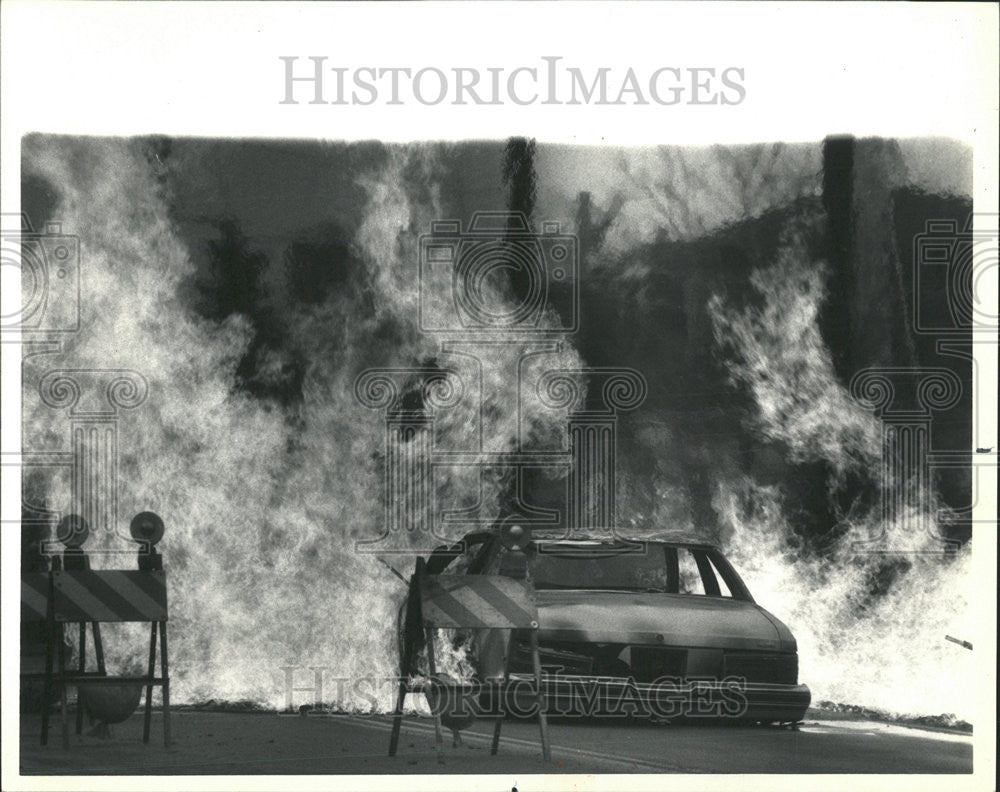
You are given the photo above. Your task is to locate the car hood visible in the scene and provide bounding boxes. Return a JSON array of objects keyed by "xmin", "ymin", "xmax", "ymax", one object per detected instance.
[{"xmin": 535, "ymin": 590, "xmax": 796, "ymax": 652}]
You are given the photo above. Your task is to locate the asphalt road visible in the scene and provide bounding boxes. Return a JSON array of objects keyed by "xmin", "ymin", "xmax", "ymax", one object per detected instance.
[{"xmin": 18, "ymin": 710, "xmax": 973, "ymax": 775}]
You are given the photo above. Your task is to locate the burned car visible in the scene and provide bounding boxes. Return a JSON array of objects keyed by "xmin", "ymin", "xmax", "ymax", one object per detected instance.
[{"xmin": 399, "ymin": 531, "xmax": 811, "ymax": 725}]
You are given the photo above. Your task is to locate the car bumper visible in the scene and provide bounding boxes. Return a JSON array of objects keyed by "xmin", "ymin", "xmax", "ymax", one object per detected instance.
[
  {"xmin": 492, "ymin": 674, "xmax": 811, "ymax": 723},
  {"xmin": 738, "ymin": 682, "xmax": 812, "ymax": 722}
]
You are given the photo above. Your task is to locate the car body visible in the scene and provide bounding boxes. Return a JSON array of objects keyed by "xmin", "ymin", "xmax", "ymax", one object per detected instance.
[{"xmin": 400, "ymin": 531, "xmax": 811, "ymax": 724}]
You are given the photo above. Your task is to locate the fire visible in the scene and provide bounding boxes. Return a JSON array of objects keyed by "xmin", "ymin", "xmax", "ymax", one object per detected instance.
[
  {"xmin": 708, "ymin": 229, "xmax": 974, "ymax": 720},
  {"xmin": 20, "ymin": 136, "xmax": 974, "ymax": 723},
  {"xmin": 21, "ymin": 136, "xmax": 580, "ymax": 710},
  {"xmin": 717, "ymin": 479, "xmax": 973, "ymax": 720}
]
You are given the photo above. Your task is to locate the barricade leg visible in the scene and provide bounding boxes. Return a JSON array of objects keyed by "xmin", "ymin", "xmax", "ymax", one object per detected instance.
[
  {"xmin": 388, "ymin": 677, "xmax": 409, "ymax": 757},
  {"xmin": 389, "ymin": 572, "xmax": 420, "ymax": 757},
  {"xmin": 389, "ymin": 626, "xmax": 415, "ymax": 757},
  {"xmin": 528, "ymin": 630, "xmax": 551, "ymax": 762},
  {"xmin": 424, "ymin": 626, "xmax": 445, "ymax": 765},
  {"xmin": 143, "ymin": 621, "xmax": 157, "ymax": 743},
  {"xmin": 75, "ymin": 622, "xmax": 86, "ymax": 734},
  {"xmin": 491, "ymin": 635, "xmax": 512, "ymax": 755},
  {"xmin": 40, "ymin": 610, "xmax": 55, "ymax": 746},
  {"xmin": 57, "ymin": 633, "xmax": 69, "ymax": 748},
  {"xmin": 159, "ymin": 621, "xmax": 171, "ymax": 747},
  {"xmin": 93, "ymin": 622, "xmax": 106, "ymax": 674}
]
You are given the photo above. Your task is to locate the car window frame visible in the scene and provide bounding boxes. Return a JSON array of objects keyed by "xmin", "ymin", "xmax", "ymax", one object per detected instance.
[
  {"xmin": 455, "ymin": 535, "xmax": 757, "ymax": 603},
  {"xmin": 704, "ymin": 547, "xmax": 754, "ymax": 602},
  {"xmin": 692, "ymin": 548, "xmax": 722, "ymax": 596}
]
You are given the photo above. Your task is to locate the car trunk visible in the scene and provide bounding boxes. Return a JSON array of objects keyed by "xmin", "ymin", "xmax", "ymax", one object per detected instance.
[
  {"xmin": 534, "ymin": 590, "xmax": 783, "ymax": 650},
  {"xmin": 500, "ymin": 590, "xmax": 798, "ymax": 685}
]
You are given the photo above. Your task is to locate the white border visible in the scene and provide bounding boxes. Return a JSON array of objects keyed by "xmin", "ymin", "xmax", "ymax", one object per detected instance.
[{"xmin": 2, "ymin": 2, "xmax": 997, "ymax": 791}]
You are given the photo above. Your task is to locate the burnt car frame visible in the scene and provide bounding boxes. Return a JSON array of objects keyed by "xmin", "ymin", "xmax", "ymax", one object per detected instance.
[{"xmin": 399, "ymin": 531, "xmax": 811, "ymax": 725}]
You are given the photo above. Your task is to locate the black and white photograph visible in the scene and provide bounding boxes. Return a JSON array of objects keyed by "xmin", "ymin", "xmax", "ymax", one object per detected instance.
[{"xmin": 2, "ymin": 3, "xmax": 996, "ymax": 790}]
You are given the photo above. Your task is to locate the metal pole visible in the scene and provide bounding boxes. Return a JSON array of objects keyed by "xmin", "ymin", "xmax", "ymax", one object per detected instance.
[
  {"xmin": 522, "ymin": 554, "xmax": 550, "ymax": 762},
  {"xmin": 57, "ymin": 627, "xmax": 69, "ymax": 748},
  {"xmin": 93, "ymin": 622, "xmax": 106, "ymax": 674},
  {"xmin": 424, "ymin": 624, "xmax": 445, "ymax": 765},
  {"xmin": 159, "ymin": 621, "xmax": 171, "ymax": 747},
  {"xmin": 491, "ymin": 633, "xmax": 512, "ymax": 755},
  {"xmin": 389, "ymin": 569, "xmax": 420, "ymax": 756},
  {"xmin": 40, "ymin": 574, "xmax": 54, "ymax": 746},
  {"xmin": 529, "ymin": 629, "xmax": 551, "ymax": 762},
  {"xmin": 143, "ymin": 622, "xmax": 157, "ymax": 743},
  {"xmin": 388, "ymin": 677, "xmax": 408, "ymax": 756},
  {"xmin": 75, "ymin": 622, "xmax": 86, "ymax": 734},
  {"xmin": 389, "ymin": 589, "xmax": 415, "ymax": 755}
]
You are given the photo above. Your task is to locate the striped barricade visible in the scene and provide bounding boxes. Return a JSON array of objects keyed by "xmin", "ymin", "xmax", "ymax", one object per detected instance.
[
  {"xmin": 25, "ymin": 567, "xmax": 171, "ymax": 748},
  {"xmin": 53, "ymin": 571, "xmax": 167, "ymax": 622},
  {"xmin": 388, "ymin": 557, "xmax": 550, "ymax": 763},
  {"xmin": 51, "ymin": 568, "xmax": 171, "ymax": 748},
  {"xmin": 21, "ymin": 573, "xmax": 51, "ymax": 623},
  {"xmin": 21, "ymin": 513, "xmax": 171, "ymax": 749},
  {"xmin": 420, "ymin": 574, "xmax": 538, "ymax": 630}
]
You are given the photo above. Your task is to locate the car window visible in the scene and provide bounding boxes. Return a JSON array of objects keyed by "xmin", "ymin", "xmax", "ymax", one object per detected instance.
[
  {"xmin": 500, "ymin": 544, "xmax": 668, "ymax": 591},
  {"xmin": 492, "ymin": 542, "xmax": 749, "ymax": 599},
  {"xmin": 677, "ymin": 549, "xmax": 706, "ymax": 595},
  {"xmin": 706, "ymin": 555, "xmax": 734, "ymax": 597}
]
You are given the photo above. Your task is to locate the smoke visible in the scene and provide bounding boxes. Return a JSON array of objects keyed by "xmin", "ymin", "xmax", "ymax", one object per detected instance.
[
  {"xmin": 708, "ymin": 223, "xmax": 881, "ymax": 480},
  {"xmin": 22, "ymin": 136, "xmax": 303, "ymax": 704},
  {"xmin": 709, "ymin": 229, "xmax": 974, "ymax": 720},
  {"xmin": 21, "ymin": 136, "xmax": 973, "ymax": 722},
  {"xmin": 575, "ymin": 144, "xmax": 974, "ymax": 720},
  {"xmin": 716, "ymin": 479, "xmax": 973, "ymax": 720},
  {"xmin": 21, "ymin": 136, "xmax": 581, "ymax": 710}
]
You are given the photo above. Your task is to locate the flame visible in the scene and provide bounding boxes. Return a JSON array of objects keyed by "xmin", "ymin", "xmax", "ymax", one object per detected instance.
[
  {"xmin": 21, "ymin": 136, "xmax": 973, "ymax": 722},
  {"xmin": 708, "ymin": 223, "xmax": 881, "ymax": 479},
  {"xmin": 21, "ymin": 136, "xmax": 581, "ymax": 710},
  {"xmin": 708, "ymin": 229, "xmax": 974, "ymax": 721},
  {"xmin": 716, "ymin": 479, "xmax": 973, "ymax": 720}
]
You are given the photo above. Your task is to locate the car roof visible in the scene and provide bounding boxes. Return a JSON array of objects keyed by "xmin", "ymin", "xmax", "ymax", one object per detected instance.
[
  {"xmin": 529, "ymin": 535, "xmax": 722, "ymax": 550},
  {"xmin": 451, "ymin": 530, "xmax": 723, "ymax": 551}
]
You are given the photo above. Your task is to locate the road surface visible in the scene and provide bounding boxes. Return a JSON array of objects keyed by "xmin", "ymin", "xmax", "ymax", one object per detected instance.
[{"xmin": 18, "ymin": 709, "xmax": 973, "ymax": 775}]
